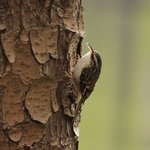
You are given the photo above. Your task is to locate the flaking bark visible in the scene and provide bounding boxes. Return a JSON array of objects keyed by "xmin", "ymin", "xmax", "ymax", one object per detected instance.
[{"xmin": 0, "ymin": 0, "xmax": 84, "ymax": 149}]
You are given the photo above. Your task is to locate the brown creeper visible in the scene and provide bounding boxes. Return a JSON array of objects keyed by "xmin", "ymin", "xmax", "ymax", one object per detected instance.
[{"xmin": 73, "ymin": 43, "xmax": 102, "ymax": 109}]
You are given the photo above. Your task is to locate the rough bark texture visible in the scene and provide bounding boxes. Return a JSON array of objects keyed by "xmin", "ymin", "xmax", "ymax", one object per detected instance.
[{"xmin": 0, "ymin": 0, "xmax": 84, "ymax": 149}]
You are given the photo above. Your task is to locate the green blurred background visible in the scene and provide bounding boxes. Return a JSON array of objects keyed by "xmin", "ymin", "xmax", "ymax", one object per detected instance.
[{"xmin": 79, "ymin": 0, "xmax": 150, "ymax": 150}]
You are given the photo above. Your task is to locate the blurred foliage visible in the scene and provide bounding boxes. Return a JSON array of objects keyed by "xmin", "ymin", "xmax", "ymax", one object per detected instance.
[{"xmin": 79, "ymin": 0, "xmax": 150, "ymax": 150}]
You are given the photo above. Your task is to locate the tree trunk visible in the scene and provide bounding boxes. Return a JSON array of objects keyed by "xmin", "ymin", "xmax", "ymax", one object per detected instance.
[{"xmin": 0, "ymin": 0, "xmax": 84, "ymax": 149}]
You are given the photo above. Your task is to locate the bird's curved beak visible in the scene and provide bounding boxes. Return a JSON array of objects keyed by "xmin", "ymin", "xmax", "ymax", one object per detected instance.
[{"xmin": 86, "ymin": 43, "xmax": 94, "ymax": 53}]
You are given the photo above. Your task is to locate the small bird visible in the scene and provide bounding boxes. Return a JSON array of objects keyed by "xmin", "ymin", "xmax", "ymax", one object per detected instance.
[{"xmin": 73, "ymin": 43, "xmax": 102, "ymax": 112}]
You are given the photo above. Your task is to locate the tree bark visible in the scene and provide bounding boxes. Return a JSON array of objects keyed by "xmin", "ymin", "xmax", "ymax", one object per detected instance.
[{"xmin": 0, "ymin": 0, "xmax": 84, "ymax": 149}]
